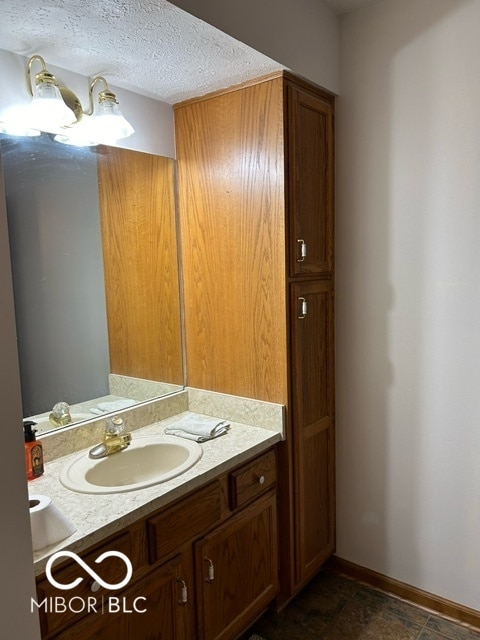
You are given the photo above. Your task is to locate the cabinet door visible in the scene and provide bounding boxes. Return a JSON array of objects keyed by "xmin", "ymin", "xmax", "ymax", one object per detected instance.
[
  {"xmin": 287, "ymin": 84, "xmax": 334, "ymax": 277},
  {"xmin": 51, "ymin": 555, "xmax": 194, "ymax": 640},
  {"xmin": 194, "ymin": 493, "xmax": 278, "ymax": 640},
  {"xmin": 290, "ymin": 280, "xmax": 335, "ymax": 586}
]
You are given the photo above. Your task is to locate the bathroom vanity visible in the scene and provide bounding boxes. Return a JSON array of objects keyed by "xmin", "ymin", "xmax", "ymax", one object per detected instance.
[{"xmin": 32, "ymin": 406, "xmax": 281, "ymax": 640}]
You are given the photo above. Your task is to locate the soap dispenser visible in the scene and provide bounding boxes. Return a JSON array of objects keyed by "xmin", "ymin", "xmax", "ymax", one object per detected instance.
[{"xmin": 24, "ymin": 421, "xmax": 44, "ymax": 480}]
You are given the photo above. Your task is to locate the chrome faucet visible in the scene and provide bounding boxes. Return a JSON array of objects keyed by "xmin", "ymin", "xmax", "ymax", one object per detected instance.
[{"xmin": 89, "ymin": 416, "xmax": 132, "ymax": 459}]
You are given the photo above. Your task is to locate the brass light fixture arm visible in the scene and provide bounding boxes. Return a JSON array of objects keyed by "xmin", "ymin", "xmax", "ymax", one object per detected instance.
[
  {"xmin": 85, "ymin": 76, "xmax": 118, "ymax": 116},
  {"xmin": 26, "ymin": 54, "xmax": 51, "ymax": 96}
]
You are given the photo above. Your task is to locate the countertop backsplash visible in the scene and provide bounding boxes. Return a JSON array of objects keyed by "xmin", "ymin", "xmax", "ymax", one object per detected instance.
[{"xmin": 40, "ymin": 387, "xmax": 285, "ymax": 463}]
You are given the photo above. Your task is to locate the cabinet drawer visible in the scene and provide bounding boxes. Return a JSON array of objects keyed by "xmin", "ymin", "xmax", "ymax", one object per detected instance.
[
  {"xmin": 229, "ymin": 449, "xmax": 277, "ymax": 510},
  {"xmin": 36, "ymin": 531, "xmax": 133, "ymax": 637},
  {"xmin": 147, "ymin": 480, "xmax": 222, "ymax": 564}
]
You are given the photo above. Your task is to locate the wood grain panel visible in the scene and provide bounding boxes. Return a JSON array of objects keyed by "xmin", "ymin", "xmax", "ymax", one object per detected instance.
[
  {"xmin": 147, "ymin": 481, "xmax": 222, "ymax": 563},
  {"xmin": 290, "ymin": 280, "xmax": 335, "ymax": 586},
  {"xmin": 229, "ymin": 449, "xmax": 277, "ymax": 510},
  {"xmin": 174, "ymin": 77, "xmax": 288, "ymax": 404},
  {"xmin": 37, "ymin": 530, "xmax": 135, "ymax": 636},
  {"xmin": 194, "ymin": 493, "xmax": 278, "ymax": 640},
  {"xmin": 52, "ymin": 557, "xmax": 186, "ymax": 640},
  {"xmin": 97, "ymin": 148, "xmax": 183, "ymax": 384},
  {"xmin": 287, "ymin": 84, "xmax": 335, "ymax": 277}
]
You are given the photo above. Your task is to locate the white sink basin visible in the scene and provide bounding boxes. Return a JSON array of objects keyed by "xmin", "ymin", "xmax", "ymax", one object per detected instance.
[{"xmin": 60, "ymin": 435, "xmax": 202, "ymax": 494}]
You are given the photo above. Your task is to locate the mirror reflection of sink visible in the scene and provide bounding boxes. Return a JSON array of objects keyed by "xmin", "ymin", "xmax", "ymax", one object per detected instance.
[
  {"xmin": 34, "ymin": 413, "xmax": 93, "ymax": 434},
  {"xmin": 60, "ymin": 435, "xmax": 203, "ymax": 494}
]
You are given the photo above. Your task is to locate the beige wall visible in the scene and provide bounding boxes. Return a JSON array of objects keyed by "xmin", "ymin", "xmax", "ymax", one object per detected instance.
[
  {"xmin": 0, "ymin": 159, "xmax": 40, "ymax": 637},
  {"xmin": 170, "ymin": 0, "xmax": 339, "ymax": 93},
  {"xmin": 336, "ymin": 0, "xmax": 480, "ymax": 609}
]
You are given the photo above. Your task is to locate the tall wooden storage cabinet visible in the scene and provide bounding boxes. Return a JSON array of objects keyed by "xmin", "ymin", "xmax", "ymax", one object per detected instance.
[{"xmin": 174, "ymin": 71, "xmax": 335, "ymax": 601}]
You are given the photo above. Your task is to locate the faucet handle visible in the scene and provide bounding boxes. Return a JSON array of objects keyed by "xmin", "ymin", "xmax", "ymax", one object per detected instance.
[
  {"xmin": 52, "ymin": 402, "xmax": 71, "ymax": 419},
  {"xmin": 49, "ymin": 402, "xmax": 72, "ymax": 428},
  {"xmin": 106, "ymin": 416, "xmax": 124, "ymax": 435}
]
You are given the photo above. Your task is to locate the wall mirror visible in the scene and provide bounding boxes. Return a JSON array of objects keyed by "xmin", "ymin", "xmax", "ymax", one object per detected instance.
[{"xmin": 0, "ymin": 133, "xmax": 184, "ymax": 435}]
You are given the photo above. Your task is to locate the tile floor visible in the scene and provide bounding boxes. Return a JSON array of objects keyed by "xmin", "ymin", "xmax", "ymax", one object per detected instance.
[{"xmin": 242, "ymin": 569, "xmax": 480, "ymax": 640}]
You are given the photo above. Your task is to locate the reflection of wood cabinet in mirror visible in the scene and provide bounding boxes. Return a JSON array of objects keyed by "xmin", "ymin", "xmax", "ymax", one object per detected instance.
[{"xmin": 97, "ymin": 147, "xmax": 183, "ymax": 385}]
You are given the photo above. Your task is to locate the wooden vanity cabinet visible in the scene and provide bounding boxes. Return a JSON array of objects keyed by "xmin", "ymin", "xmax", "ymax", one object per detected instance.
[
  {"xmin": 174, "ymin": 71, "xmax": 335, "ymax": 601},
  {"xmin": 47, "ymin": 553, "xmax": 192, "ymax": 640},
  {"xmin": 36, "ymin": 527, "xmax": 144, "ymax": 639},
  {"xmin": 195, "ymin": 493, "xmax": 278, "ymax": 640},
  {"xmin": 286, "ymin": 82, "xmax": 335, "ymax": 588},
  {"xmin": 195, "ymin": 450, "xmax": 278, "ymax": 640},
  {"xmin": 37, "ymin": 448, "xmax": 278, "ymax": 640}
]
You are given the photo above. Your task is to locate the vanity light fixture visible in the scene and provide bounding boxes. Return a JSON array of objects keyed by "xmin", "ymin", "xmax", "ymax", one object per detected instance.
[{"xmin": 23, "ymin": 54, "xmax": 134, "ymax": 146}]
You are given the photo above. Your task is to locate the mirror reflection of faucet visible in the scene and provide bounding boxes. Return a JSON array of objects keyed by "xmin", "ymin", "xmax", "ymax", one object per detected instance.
[
  {"xmin": 89, "ymin": 416, "xmax": 132, "ymax": 459},
  {"xmin": 49, "ymin": 402, "xmax": 73, "ymax": 428}
]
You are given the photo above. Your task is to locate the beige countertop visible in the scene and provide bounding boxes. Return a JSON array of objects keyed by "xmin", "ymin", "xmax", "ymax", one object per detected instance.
[{"xmin": 30, "ymin": 411, "xmax": 281, "ymax": 577}]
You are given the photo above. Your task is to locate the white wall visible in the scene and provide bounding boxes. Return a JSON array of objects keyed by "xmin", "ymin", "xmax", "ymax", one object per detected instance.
[
  {"xmin": 0, "ymin": 49, "xmax": 175, "ymax": 157},
  {"xmin": 169, "ymin": 0, "xmax": 339, "ymax": 93},
  {"xmin": 336, "ymin": 0, "xmax": 480, "ymax": 610}
]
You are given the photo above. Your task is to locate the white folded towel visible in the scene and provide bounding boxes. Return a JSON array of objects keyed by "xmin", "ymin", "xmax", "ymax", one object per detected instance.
[
  {"xmin": 164, "ymin": 414, "xmax": 230, "ymax": 442},
  {"xmin": 90, "ymin": 398, "xmax": 136, "ymax": 415}
]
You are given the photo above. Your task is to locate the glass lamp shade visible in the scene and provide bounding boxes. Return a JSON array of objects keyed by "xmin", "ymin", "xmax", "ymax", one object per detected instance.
[
  {"xmin": 54, "ymin": 117, "xmax": 97, "ymax": 147},
  {"xmin": 89, "ymin": 99, "xmax": 135, "ymax": 144},
  {"xmin": 28, "ymin": 82, "xmax": 76, "ymax": 133}
]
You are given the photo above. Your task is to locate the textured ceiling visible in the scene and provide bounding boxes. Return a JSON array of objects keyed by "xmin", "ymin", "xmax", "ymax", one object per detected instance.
[
  {"xmin": 0, "ymin": 0, "xmax": 284, "ymax": 104},
  {"xmin": 0, "ymin": 0, "xmax": 383, "ymax": 104}
]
